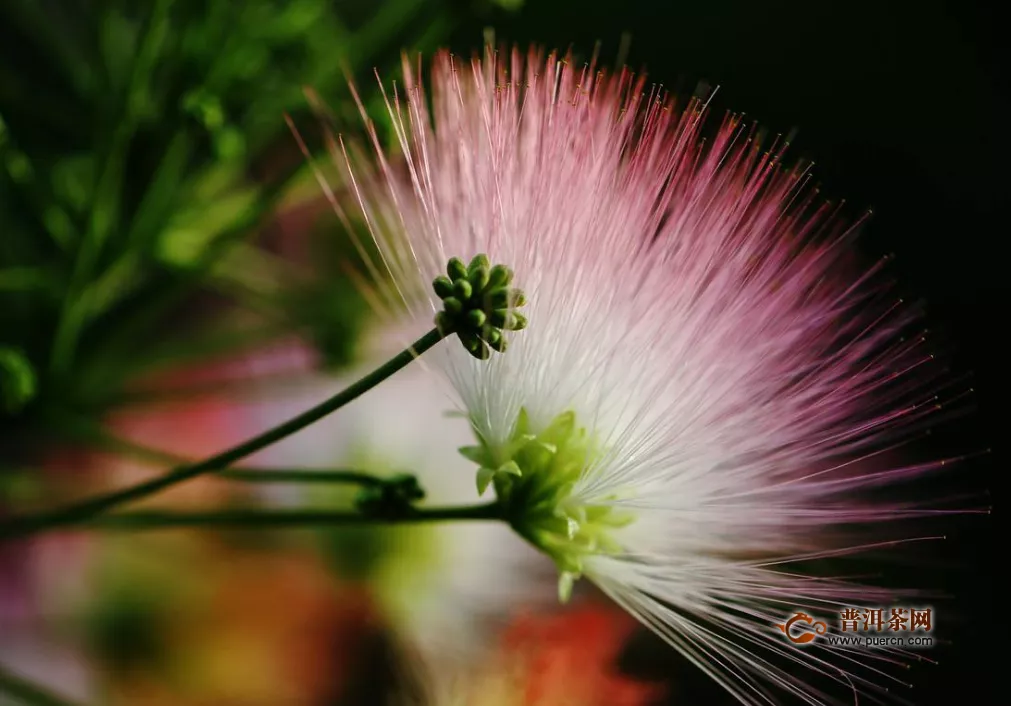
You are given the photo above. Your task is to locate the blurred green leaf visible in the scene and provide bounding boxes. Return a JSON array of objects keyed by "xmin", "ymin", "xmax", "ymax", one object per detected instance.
[
  {"xmin": 0, "ymin": 267, "xmax": 56, "ymax": 293},
  {"xmin": 100, "ymin": 10, "xmax": 140, "ymax": 95},
  {"xmin": 0, "ymin": 0, "xmax": 460, "ymax": 450},
  {"xmin": 0, "ymin": 346, "xmax": 37, "ymax": 415},
  {"xmin": 158, "ymin": 182, "xmax": 262, "ymax": 268}
]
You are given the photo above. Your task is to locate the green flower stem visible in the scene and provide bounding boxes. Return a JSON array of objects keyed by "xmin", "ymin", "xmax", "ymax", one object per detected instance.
[
  {"xmin": 0, "ymin": 328, "xmax": 445, "ymax": 541},
  {"xmin": 31, "ymin": 416, "xmax": 393, "ymax": 488},
  {"xmin": 218, "ymin": 469, "xmax": 386, "ymax": 485},
  {"xmin": 0, "ymin": 663, "xmax": 86, "ymax": 706},
  {"xmin": 89, "ymin": 502, "xmax": 502, "ymax": 531}
]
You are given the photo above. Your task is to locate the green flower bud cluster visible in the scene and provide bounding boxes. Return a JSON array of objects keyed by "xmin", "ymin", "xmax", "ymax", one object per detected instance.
[
  {"xmin": 433, "ymin": 254, "xmax": 527, "ymax": 360},
  {"xmin": 459, "ymin": 408, "xmax": 635, "ymax": 603}
]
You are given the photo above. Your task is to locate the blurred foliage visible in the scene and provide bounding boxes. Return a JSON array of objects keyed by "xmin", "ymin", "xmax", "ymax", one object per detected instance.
[
  {"xmin": 0, "ymin": 0, "xmax": 476, "ymax": 458},
  {"xmin": 79, "ymin": 538, "xmax": 203, "ymax": 680}
]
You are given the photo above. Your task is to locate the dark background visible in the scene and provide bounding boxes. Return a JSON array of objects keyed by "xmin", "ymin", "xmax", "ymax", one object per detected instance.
[{"xmin": 450, "ymin": 1, "xmax": 1003, "ymax": 704}]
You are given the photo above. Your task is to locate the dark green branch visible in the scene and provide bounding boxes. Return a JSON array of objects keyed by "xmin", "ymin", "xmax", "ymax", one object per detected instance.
[
  {"xmin": 89, "ymin": 502, "xmax": 502, "ymax": 531},
  {"xmin": 219, "ymin": 469, "xmax": 387, "ymax": 485},
  {"xmin": 0, "ymin": 328, "xmax": 445, "ymax": 541}
]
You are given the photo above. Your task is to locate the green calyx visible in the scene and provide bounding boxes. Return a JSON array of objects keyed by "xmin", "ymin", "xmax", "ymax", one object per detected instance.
[
  {"xmin": 458, "ymin": 408, "xmax": 635, "ymax": 603},
  {"xmin": 433, "ymin": 254, "xmax": 527, "ymax": 360}
]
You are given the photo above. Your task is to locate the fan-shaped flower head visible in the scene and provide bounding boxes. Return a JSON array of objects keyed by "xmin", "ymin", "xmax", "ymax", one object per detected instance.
[{"xmin": 322, "ymin": 46, "xmax": 951, "ymax": 703}]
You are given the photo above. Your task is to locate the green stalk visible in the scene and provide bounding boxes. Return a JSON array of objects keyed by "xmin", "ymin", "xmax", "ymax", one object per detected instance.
[
  {"xmin": 218, "ymin": 469, "xmax": 386, "ymax": 485},
  {"xmin": 90, "ymin": 503, "xmax": 502, "ymax": 531},
  {"xmin": 0, "ymin": 328, "xmax": 444, "ymax": 541}
]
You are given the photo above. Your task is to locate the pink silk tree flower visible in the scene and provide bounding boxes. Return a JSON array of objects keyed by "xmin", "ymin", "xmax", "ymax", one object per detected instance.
[{"xmin": 319, "ymin": 46, "xmax": 954, "ymax": 704}]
